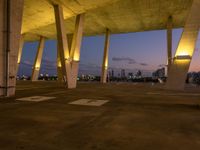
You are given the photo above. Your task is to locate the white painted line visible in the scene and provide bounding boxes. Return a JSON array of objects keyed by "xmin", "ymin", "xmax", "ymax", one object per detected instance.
[
  {"xmin": 69, "ymin": 99, "xmax": 109, "ymax": 106},
  {"xmin": 16, "ymin": 96, "xmax": 56, "ymax": 102}
]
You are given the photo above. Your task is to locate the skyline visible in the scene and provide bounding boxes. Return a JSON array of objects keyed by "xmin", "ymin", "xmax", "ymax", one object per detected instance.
[{"xmin": 18, "ymin": 28, "xmax": 200, "ymax": 76}]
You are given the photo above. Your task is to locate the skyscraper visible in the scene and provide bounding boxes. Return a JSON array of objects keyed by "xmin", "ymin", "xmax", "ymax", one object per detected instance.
[{"xmin": 121, "ymin": 69, "xmax": 126, "ymax": 78}]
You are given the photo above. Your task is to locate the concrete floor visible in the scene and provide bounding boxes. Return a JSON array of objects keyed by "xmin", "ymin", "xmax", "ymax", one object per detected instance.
[{"xmin": 1, "ymin": 81, "xmax": 200, "ymax": 150}]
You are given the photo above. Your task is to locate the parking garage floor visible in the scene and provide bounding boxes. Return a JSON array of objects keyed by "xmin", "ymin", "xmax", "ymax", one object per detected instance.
[{"xmin": 1, "ymin": 81, "xmax": 200, "ymax": 150}]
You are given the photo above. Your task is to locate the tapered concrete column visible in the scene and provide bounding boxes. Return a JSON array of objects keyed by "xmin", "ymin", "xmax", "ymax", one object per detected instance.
[
  {"xmin": 101, "ymin": 29, "xmax": 110, "ymax": 83},
  {"xmin": 69, "ymin": 61, "xmax": 80, "ymax": 88},
  {"xmin": 54, "ymin": 5, "xmax": 70, "ymax": 85},
  {"xmin": 166, "ymin": 16, "xmax": 173, "ymax": 75},
  {"xmin": 69, "ymin": 14, "xmax": 84, "ymax": 88},
  {"xmin": 17, "ymin": 34, "xmax": 24, "ymax": 73},
  {"xmin": 70, "ymin": 14, "xmax": 84, "ymax": 61},
  {"xmin": 54, "ymin": 4, "xmax": 84, "ymax": 88},
  {"xmin": 0, "ymin": 0, "xmax": 24, "ymax": 97},
  {"xmin": 57, "ymin": 34, "xmax": 73, "ymax": 82},
  {"xmin": 57, "ymin": 44, "xmax": 63, "ymax": 82},
  {"xmin": 31, "ymin": 37, "xmax": 45, "ymax": 81},
  {"xmin": 166, "ymin": 0, "xmax": 200, "ymax": 90},
  {"xmin": 67, "ymin": 34, "xmax": 73, "ymax": 51}
]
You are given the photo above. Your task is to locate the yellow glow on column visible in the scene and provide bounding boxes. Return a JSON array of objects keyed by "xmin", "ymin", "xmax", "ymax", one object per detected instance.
[
  {"xmin": 17, "ymin": 56, "xmax": 21, "ymax": 64},
  {"xmin": 35, "ymin": 63, "xmax": 40, "ymax": 70},
  {"xmin": 35, "ymin": 67, "xmax": 40, "ymax": 71},
  {"xmin": 73, "ymin": 52, "xmax": 80, "ymax": 61},
  {"xmin": 57, "ymin": 61, "xmax": 62, "ymax": 67},
  {"xmin": 175, "ymin": 51, "xmax": 190, "ymax": 57},
  {"xmin": 64, "ymin": 48, "xmax": 70, "ymax": 60},
  {"xmin": 64, "ymin": 56, "xmax": 72, "ymax": 64},
  {"xmin": 175, "ymin": 43, "xmax": 193, "ymax": 57},
  {"xmin": 174, "ymin": 49, "xmax": 191, "ymax": 64},
  {"xmin": 104, "ymin": 60, "xmax": 108, "ymax": 68},
  {"xmin": 174, "ymin": 59, "xmax": 190, "ymax": 65},
  {"xmin": 104, "ymin": 66, "xmax": 108, "ymax": 71}
]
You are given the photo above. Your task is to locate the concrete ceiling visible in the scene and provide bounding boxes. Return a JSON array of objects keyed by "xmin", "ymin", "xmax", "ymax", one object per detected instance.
[{"xmin": 22, "ymin": 0, "xmax": 193, "ymax": 41}]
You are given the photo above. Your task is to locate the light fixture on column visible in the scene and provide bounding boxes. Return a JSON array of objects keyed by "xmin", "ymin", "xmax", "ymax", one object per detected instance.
[
  {"xmin": 35, "ymin": 67, "xmax": 40, "ymax": 70},
  {"xmin": 175, "ymin": 50, "xmax": 192, "ymax": 60},
  {"xmin": 175, "ymin": 55, "xmax": 191, "ymax": 60},
  {"xmin": 35, "ymin": 63, "xmax": 40, "ymax": 70}
]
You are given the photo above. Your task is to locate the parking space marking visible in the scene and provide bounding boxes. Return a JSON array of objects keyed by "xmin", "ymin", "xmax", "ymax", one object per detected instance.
[
  {"xmin": 16, "ymin": 96, "xmax": 56, "ymax": 102},
  {"xmin": 69, "ymin": 99, "xmax": 109, "ymax": 106}
]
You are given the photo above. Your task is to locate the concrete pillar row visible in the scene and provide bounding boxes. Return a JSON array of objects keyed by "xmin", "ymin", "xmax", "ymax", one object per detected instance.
[
  {"xmin": 31, "ymin": 36, "xmax": 45, "ymax": 81},
  {"xmin": 54, "ymin": 4, "xmax": 84, "ymax": 88},
  {"xmin": 0, "ymin": 0, "xmax": 24, "ymax": 97},
  {"xmin": 17, "ymin": 34, "xmax": 25, "ymax": 74},
  {"xmin": 166, "ymin": 0, "xmax": 200, "ymax": 90},
  {"xmin": 101, "ymin": 29, "xmax": 110, "ymax": 83},
  {"xmin": 166, "ymin": 16, "xmax": 173, "ymax": 76}
]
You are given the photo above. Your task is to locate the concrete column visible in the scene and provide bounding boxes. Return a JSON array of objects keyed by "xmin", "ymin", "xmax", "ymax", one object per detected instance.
[
  {"xmin": 0, "ymin": 0, "xmax": 24, "ymax": 97},
  {"xmin": 54, "ymin": 5, "xmax": 71, "ymax": 85},
  {"xmin": 31, "ymin": 37, "xmax": 45, "ymax": 81},
  {"xmin": 69, "ymin": 14, "xmax": 84, "ymax": 88},
  {"xmin": 17, "ymin": 34, "xmax": 24, "ymax": 73},
  {"xmin": 54, "ymin": 5, "xmax": 84, "ymax": 88},
  {"xmin": 166, "ymin": 0, "xmax": 200, "ymax": 90},
  {"xmin": 57, "ymin": 43, "xmax": 63, "ymax": 82},
  {"xmin": 101, "ymin": 29, "xmax": 110, "ymax": 83},
  {"xmin": 67, "ymin": 34, "xmax": 73, "ymax": 52},
  {"xmin": 70, "ymin": 14, "xmax": 84, "ymax": 61},
  {"xmin": 166, "ymin": 16, "xmax": 172, "ymax": 75},
  {"xmin": 57, "ymin": 34, "xmax": 73, "ymax": 83}
]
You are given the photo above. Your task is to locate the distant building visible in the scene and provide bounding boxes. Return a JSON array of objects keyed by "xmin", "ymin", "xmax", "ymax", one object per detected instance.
[
  {"xmin": 152, "ymin": 68, "xmax": 165, "ymax": 78},
  {"xmin": 79, "ymin": 74, "xmax": 96, "ymax": 81},
  {"xmin": 118, "ymin": 73, "xmax": 120, "ymax": 77},
  {"xmin": 136, "ymin": 70, "xmax": 142, "ymax": 78},
  {"xmin": 108, "ymin": 70, "xmax": 112, "ymax": 78},
  {"xmin": 111, "ymin": 69, "xmax": 114, "ymax": 77},
  {"xmin": 188, "ymin": 72, "xmax": 200, "ymax": 84},
  {"xmin": 121, "ymin": 69, "xmax": 126, "ymax": 78},
  {"xmin": 128, "ymin": 72, "xmax": 133, "ymax": 79}
]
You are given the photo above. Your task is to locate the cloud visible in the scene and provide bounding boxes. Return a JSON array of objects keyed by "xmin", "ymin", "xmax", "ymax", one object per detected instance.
[
  {"xmin": 158, "ymin": 64, "xmax": 166, "ymax": 67},
  {"xmin": 112, "ymin": 57, "xmax": 135, "ymax": 62},
  {"xmin": 112, "ymin": 57, "xmax": 149, "ymax": 66},
  {"xmin": 128, "ymin": 60, "xmax": 137, "ymax": 64},
  {"xmin": 21, "ymin": 60, "xmax": 32, "ymax": 66},
  {"xmin": 80, "ymin": 63, "xmax": 101, "ymax": 69},
  {"xmin": 43, "ymin": 57, "xmax": 56, "ymax": 64},
  {"xmin": 139, "ymin": 63, "xmax": 148, "ymax": 66},
  {"xmin": 112, "ymin": 57, "xmax": 136, "ymax": 64},
  {"xmin": 24, "ymin": 60, "xmax": 32, "ymax": 65}
]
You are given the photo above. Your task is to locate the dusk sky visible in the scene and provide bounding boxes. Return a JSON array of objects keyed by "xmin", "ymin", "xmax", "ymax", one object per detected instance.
[{"xmin": 18, "ymin": 28, "xmax": 200, "ymax": 77}]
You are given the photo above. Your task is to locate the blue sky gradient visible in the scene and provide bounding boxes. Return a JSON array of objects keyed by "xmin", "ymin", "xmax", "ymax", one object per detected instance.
[{"xmin": 18, "ymin": 28, "xmax": 200, "ymax": 76}]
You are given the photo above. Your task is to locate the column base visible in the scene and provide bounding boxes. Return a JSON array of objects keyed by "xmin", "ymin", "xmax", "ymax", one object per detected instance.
[
  {"xmin": 67, "ymin": 61, "xmax": 79, "ymax": 88},
  {"xmin": 165, "ymin": 59, "xmax": 190, "ymax": 90}
]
